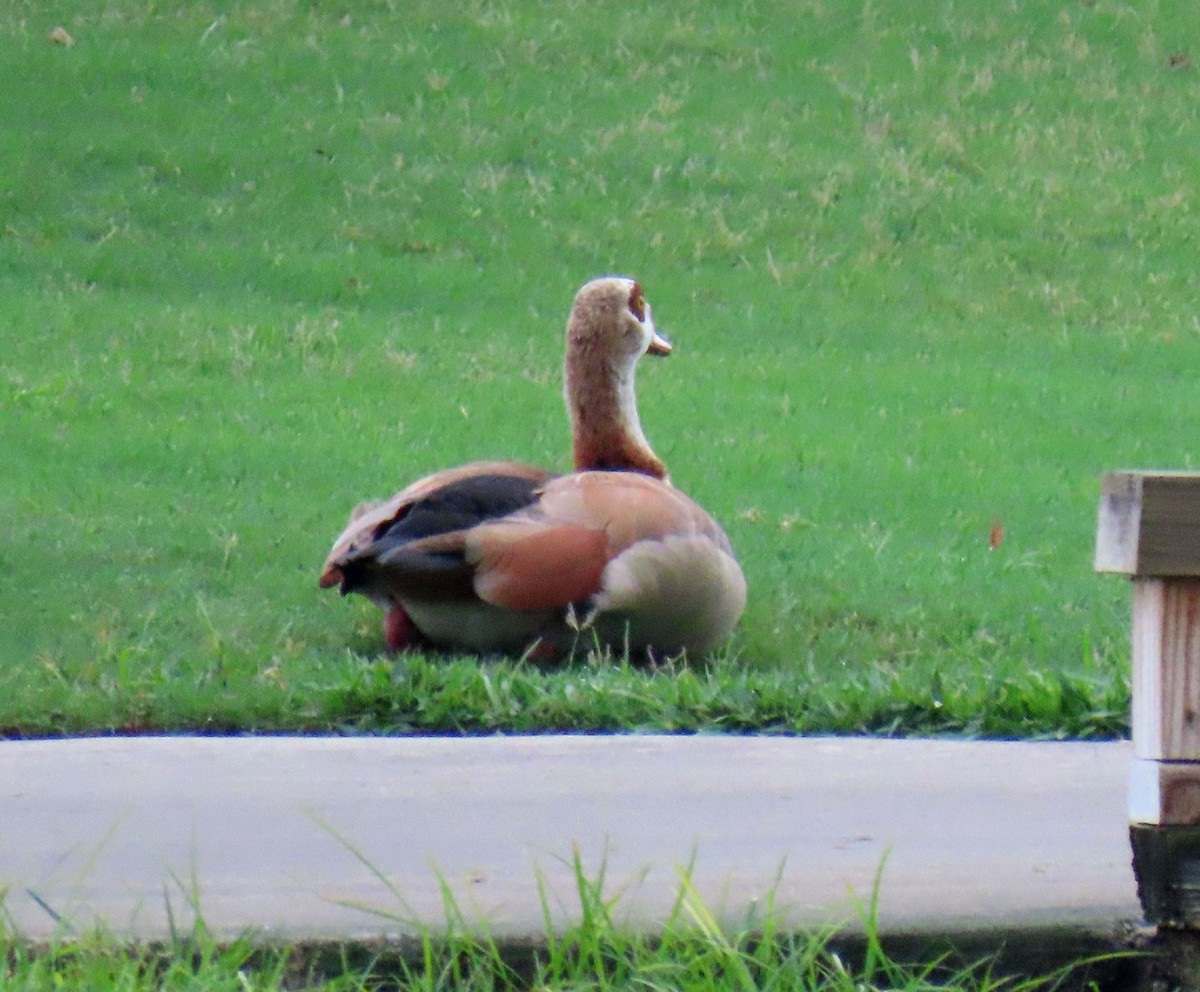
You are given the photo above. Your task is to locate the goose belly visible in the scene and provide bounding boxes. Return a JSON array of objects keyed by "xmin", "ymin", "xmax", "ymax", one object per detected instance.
[
  {"xmin": 590, "ymin": 535, "xmax": 747, "ymax": 656},
  {"xmin": 401, "ymin": 597, "xmax": 561, "ymax": 654}
]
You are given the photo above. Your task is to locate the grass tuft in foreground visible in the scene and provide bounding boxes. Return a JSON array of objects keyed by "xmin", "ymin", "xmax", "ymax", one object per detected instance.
[{"xmin": 1, "ymin": 855, "xmax": 1133, "ymax": 991}]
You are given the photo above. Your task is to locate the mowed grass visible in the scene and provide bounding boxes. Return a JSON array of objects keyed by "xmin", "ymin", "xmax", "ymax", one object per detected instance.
[{"xmin": 3, "ymin": 0, "xmax": 1199, "ymax": 736}]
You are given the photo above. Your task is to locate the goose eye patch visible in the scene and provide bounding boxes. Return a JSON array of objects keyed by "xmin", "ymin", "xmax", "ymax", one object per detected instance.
[{"xmin": 627, "ymin": 284, "xmax": 646, "ymax": 321}]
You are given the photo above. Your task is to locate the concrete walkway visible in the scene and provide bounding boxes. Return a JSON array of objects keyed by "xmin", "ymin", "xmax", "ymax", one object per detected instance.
[{"xmin": 1, "ymin": 735, "xmax": 1139, "ymax": 950}]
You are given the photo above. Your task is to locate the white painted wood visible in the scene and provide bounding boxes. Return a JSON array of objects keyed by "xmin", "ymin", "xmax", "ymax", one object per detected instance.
[
  {"xmin": 1134, "ymin": 578, "xmax": 1167, "ymax": 760},
  {"xmin": 1130, "ymin": 758, "xmax": 1160, "ymax": 825},
  {"xmin": 0, "ymin": 736, "xmax": 1137, "ymax": 944}
]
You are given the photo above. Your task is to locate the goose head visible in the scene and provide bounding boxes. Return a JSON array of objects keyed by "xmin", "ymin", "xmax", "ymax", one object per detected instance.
[{"xmin": 564, "ymin": 277, "xmax": 672, "ymax": 480}]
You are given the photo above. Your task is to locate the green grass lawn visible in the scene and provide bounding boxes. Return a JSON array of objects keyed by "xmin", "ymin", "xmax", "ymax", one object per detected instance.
[{"xmin": 3, "ymin": 0, "xmax": 1198, "ymax": 737}]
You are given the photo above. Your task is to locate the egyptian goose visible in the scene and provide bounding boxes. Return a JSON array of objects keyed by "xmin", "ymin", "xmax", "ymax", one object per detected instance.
[{"xmin": 319, "ymin": 277, "xmax": 746, "ymax": 659}]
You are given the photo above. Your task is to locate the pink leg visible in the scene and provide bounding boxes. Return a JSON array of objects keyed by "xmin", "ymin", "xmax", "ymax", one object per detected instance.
[
  {"xmin": 383, "ymin": 605, "xmax": 417, "ymax": 652},
  {"xmin": 524, "ymin": 638, "xmax": 561, "ymax": 663}
]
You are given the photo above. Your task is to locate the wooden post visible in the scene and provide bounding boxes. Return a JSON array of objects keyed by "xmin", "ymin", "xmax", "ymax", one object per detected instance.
[{"xmin": 1096, "ymin": 471, "xmax": 1200, "ymax": 925}]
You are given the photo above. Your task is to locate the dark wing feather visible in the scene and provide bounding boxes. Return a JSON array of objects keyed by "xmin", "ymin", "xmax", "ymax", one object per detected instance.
[
  {"xmin": 374, "ymin": 473, "xmax": 546, "ymax": 543},
  {"xmin": 335, "ymin": 473, "xmax": 546, "ymax": 599}
]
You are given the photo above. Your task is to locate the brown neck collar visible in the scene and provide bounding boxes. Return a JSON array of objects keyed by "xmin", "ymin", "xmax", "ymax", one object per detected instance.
[{"xmin": 573, "ymin": 426, "xmax": 667, "ymax": 479}]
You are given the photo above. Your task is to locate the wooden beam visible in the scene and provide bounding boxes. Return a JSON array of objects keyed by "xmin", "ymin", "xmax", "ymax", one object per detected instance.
[
  {"xmin": 1133, "ymin": 579, "xmax": 1200, "ymax": 761},
  {"xmin": 1096, "ymin": 471, "xmax": 1200, "ymax": 576},
  {"xmin": 1099, "ymin": 471, "xmax": 1200, "ymax": 926}
]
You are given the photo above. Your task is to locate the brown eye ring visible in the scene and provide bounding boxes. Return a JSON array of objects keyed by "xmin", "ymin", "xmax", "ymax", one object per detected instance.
[{"xmin": 627, "ymin": 283, "xmax": 646, "ymax": 322}]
